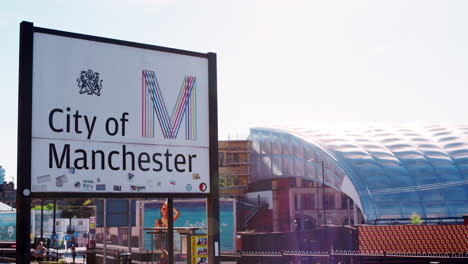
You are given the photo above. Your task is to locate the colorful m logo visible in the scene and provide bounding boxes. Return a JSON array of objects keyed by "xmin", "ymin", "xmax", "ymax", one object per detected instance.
[{"xmin": 142, "ymin": 70, "xmax": 197, "ymax": 140}]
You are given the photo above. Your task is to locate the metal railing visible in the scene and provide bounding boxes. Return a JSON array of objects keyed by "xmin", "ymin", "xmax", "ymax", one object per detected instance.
[{"xmin": 220, "ymin": 250, "xmax": 468, "ymax": 259}]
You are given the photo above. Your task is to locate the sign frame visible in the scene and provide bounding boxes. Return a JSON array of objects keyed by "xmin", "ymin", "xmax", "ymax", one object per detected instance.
[{"xmin": 17, "ymin": 21, "xmax": 219, "ymax": 263}]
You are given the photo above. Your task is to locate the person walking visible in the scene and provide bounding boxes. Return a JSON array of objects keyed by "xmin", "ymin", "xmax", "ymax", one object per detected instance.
[
  {"xmin": 34, "ymin": 241, "xmax": 47, "ymax": 264},
  {"xmin": 158, "ymin": 249, "xmax": 168, "ymax": 264},
  {"xmin": 70, "ymin": 243, "xmax": 76, "ymax": 263}
]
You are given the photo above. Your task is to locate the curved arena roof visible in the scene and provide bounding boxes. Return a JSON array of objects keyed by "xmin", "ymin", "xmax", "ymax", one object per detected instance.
[{"xmin": 249, "ymin": 124, "xmax": 468, "ymax": 222}]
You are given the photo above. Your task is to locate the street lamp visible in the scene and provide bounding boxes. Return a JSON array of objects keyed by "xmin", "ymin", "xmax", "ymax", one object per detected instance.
[{"xmin": 307, "ymin": 160, "xmax": 326, "ymax": 228}]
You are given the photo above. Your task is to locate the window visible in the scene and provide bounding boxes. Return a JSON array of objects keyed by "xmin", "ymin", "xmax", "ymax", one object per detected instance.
[
  {"xmin": 227, "ymin": 153, "xmax": 239, "ymax": 163},
  {"xmin": 218, "ymin": 153, "xmax": 225, "ymax": 167},
  {"xmin": 296, "ymin": 194, "xmax": 315, "ymax": 210},
  {"xmin": 302, "ymin": 180, "xmax": 313, "ymax": 188},
  {"xmin": 324, "ymin": 195, "xmax": 335, "ymax": 209},
  {"xmin": 341, "ymin": 195, "xmax": 348, "ymax": 209},
  {"xmin": 301, "ymin": 194, "xmax": 307, "ymax": 209},
  {"xmin": 238, "ymin": 153, "xmax": 249, "ymax": 163},
  {"xmin": 219, "ymin": 176, "xmax": 225, "ymax": 186},
  {"xmin": 295, "ymin": 194, "xmax": 299, "ymax": 210},
  {"xmin": 309, "ymin": 194, "xmax": 315, "ymax": 210}
]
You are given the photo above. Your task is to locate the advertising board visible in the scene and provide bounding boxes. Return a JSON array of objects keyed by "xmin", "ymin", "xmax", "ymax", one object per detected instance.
[
  {"xmin": 143, "ymin": 199, "xmax": 235, "ymax": 251},
  {"xmin": 0, "ymin": 212, "xmax": 16, "ymax": 241},
  {"xmin": 29, "ymin": 30, "xmax": 211, "ymax": 194},
  {"xmin": 191, "ymin": 235, "xmax": 208, "ymax": 264}
]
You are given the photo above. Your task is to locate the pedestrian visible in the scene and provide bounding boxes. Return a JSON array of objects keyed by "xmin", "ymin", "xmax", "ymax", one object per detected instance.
[
  {"xmin": 34, "ymin": 241, "xmax": 47, "ymax": 264},
  {"xmin": 158, "ymin": 249, "xmax": 168, "ymax": 264},
  {"xmin": 70, "ymin": 243, "xmax": 76, "ymax": 263}
]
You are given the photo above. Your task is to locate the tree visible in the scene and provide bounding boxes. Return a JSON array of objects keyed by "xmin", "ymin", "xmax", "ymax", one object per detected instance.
[
  {"xmin": 59, "ymin": 199, "xmax": 95, "ymax": 219},
  {"xmin": 32, "ymin": 203, "xmax": 56, "ymax": 210},
  {"xmin": 410, "ymin": 212, "xmax": 422, "ymax": 225}
]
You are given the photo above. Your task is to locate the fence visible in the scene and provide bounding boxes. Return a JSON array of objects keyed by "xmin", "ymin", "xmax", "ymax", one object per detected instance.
[{"xmin": 221, "ymin": 250, "xmax": 468, "ymax": 263}]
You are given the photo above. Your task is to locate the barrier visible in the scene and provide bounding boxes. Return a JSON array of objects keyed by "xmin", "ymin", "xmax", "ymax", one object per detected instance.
[
  {"xmin": 231, "ymin": 249, "xmax": 468, "ymax": 261},
  {"xmin": 283, "ymin": 250, "xmax": 328, "ymax": 257}
]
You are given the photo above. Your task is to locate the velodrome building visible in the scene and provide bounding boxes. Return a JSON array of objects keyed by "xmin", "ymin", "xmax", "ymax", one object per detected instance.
[{"xmin": 247, "ymin": 124, "xmax": 468, "ymax": 232}]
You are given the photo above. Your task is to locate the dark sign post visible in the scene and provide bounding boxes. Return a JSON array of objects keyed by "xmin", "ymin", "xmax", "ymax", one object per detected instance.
[
  {"xmin": 207, "ymin": 53, "xmax": 220, "ymax": 263},
  {"xmin": 16, "ymin": 21, "xmax": 33, "ymax": 264},
  {"xmin": 17, "ymin": 21, "xmax": 219, "ymax": 264}
]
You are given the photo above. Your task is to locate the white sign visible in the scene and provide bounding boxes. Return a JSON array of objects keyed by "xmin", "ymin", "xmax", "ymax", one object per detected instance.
[{"xmin": 30, "ymin": 32, "xmax": 211, "ymax": 193}]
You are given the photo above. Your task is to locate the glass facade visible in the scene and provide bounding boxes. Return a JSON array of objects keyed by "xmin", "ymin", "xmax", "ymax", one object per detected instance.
[
  {"xmin": 0, "ymin": 166, "xmax": 5, "ymax": 183},
  {"xmin": 250, "ymin": 124, "xmax": 468, "ymax": 222}
]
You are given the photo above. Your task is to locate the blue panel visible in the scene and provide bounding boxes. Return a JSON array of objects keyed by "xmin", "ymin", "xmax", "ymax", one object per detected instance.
[
  {"xmin": 423, "ymin": 201, "xmax": 448, "ymax": 218},
  {"xmin": 442, "ymin": 186, "xmax": 467, "ymax": 200},
  {"xmin": 400, "ymin": 202, "xmax": 426, "ymax": 218},
  {"xmin": 446, "ymin": 201, "xmax": 467, "ymax": 216},
  {"xmin": 374, "ymin": 202, "xmax": 402, "ymax": 219},
  {"xmin": 96, "ymin": 199, "xmax": 136, "ymax": 227}
]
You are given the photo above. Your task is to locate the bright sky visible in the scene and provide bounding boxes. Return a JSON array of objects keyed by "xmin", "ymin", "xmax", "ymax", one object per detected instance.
[{"xmin": 1, "ymin": 0, "xmax": 468, "ymax": 182}]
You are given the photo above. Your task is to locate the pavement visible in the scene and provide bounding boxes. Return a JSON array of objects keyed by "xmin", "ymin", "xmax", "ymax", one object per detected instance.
[{"xmin": 44, "ymin": 247, "xmax": 86, "ymax": 264}]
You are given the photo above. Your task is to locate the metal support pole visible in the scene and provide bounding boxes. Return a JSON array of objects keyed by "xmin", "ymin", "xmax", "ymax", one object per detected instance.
[
  {"xmin": 167, "ymin": 198, "xmax": 174, "ymax": 264},
  {"xmin": 322, "ymin": 160, "xmax": 326, "ymax": 227},
  {"xmin": 16, "ymin": 21, "xmax": 34, "ymax": 264},
  {"xmin": 128, "ymin": 199, "xmax": 132, "ymax": 254},
  {"xmin": 53, "ymin": 199, "xmax": 56, "ymax": 242},
  {"xmin": 186, "ymin": 233, "xmax": 191, "ymax": 264},
  {"xmin": 207, "ymin": 52, "xmax": 220, "ymax": 264},
  {"xmin": 347, "ymin": 197, "xmax": 353, "ymax": 255},
  {"xmin": 53, "ymin": 199, "xmax": 57, "ymax": 261},
  {"xmin": 347, "ymin": 197, "xmax": 351, "ymax": 225},
  {"xmin": 150, "ymin": 233, "xmax": 153, "ymax": 264},
  {"xmin": 103, "ymin": 199, "xmax": 107, "ymax": 264},
  {"xmin": 41, "ymin": 200, "xmax": 44, "ymax": 241},
  {"xmin": 300, "ymin": 193, "xmax": 304, "ymax": 231}
]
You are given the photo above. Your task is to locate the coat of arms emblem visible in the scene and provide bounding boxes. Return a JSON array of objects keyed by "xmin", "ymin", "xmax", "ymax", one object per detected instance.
[{"xmin": 77, "ymin": 69, "xmax": 103, "ymax": 96}]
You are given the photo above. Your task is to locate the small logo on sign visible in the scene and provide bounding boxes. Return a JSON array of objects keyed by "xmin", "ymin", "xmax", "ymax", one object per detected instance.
[
  {"xmin": 8, "ymin": 226, "xmax": 14, "ymax": 238},
  {"xmin": 83, "ymin": 184, "xmax": 93, "ymax": 190},
  {"xmin": 131, "ymin": 185, "xmax": 146, "ymax": 191},
  {"xmin": 128, "ymin": 173, "xmax": 135, "ymax": 180},
  {"xmin": 199, "ymin": 183, "xmax": 207, "ymax": 192},
  {"xmin": 56, "ymin": 175, "xmax": 68, "ymax": 187},
  {"xmin": 77, "ymin": 69, "xmax": 103, "ymax": 96},
  {"xmin": 113, "ymin": 185, "xmax": 122, "ymax": 191},
  {"xmin": 96, "ymin": 184, "xmax": 106, "ymax": 191},
  {"xmin": 74, "ymin": 182, "xmax": 81, "ymax": 188},
  {"xmin": 170, "ymin": 180, "xmax": 176, "ymax": 185},
  {"xmin": 186, "ymin": 184, "xmax": 192, "ymax": 191},
  {"xmin": 192, "ymin": 173, "xmax": 200, "ymax": 180},
  {"xmin": 83, "ymin": 180, "xmax": 94, "ymax": 190}
]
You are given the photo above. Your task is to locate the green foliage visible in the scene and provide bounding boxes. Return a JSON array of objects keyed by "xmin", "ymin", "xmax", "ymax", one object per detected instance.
[
  {"xmin": 59, "ymin": 198, "xmax": 95, "ymax": 219},
  {"xmin": 31, "ymin": 203, "xmax": 55, "ymax": 210},
  {"xmin": 410, "ymin": 212, "xmax": 423, "ymax": 225}
]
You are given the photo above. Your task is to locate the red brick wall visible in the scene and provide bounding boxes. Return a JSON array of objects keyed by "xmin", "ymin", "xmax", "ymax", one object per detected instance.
[{"xmin": 359, "ymin": 225, "xmax": 467, "ymax": 253}]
